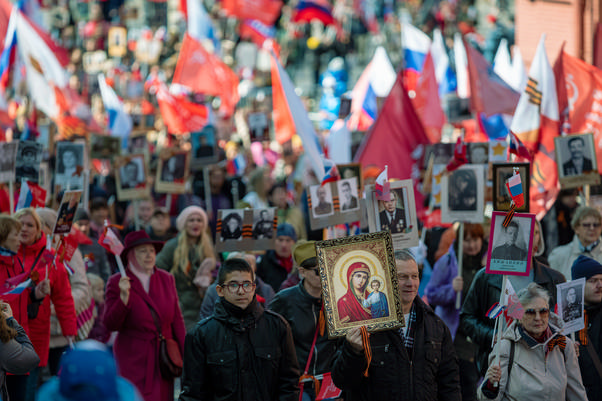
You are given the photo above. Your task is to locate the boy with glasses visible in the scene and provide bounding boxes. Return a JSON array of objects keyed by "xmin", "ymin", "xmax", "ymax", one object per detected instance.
[
  {"xmin": 269, "ymin": 241, "xmax": 340, "ymax": 401},
  {"xmin": 179, "ymin": 258, "xmax": 299, "ymax": 401},
  {"xmin": 549, "ymin": 206, "xmax": 602, "ymax": 279}
]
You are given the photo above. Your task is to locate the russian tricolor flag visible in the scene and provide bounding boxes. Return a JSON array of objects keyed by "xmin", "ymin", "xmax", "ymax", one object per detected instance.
[
  {"xmin": 508, "ymin": 131, "xmax": 531, "ymax": 160},
  {"xmin": 321, "ymin": 159, "xmax": 340, "ymax": 186},
  {"xmin": 15, "ymin": 180, "xmax": 46, "ymax": 211},
  {"xmin": 98, "ymin": 73, "xmax": 132, "ymax": 147},
  {"xmin": 292, "ymin": 0, "xmax": 334, "ymax": 25},
  {"xmin": 3, "ymin": 278, "xmax": 31, "ymax": 295},
  {"xmin": 402, "ymin": 23, "xmax": 431, "ymax": 90},
  {"xmin": 0, "ymin": 10, "xmax": 17, "ymax": 92},
  {"xmin": 348, "ymin": 47, "xmax": 395, "ymax": 131},
  {"xmin": 506, "ymin": 173, "xmax": 524, "ymax": 208},
  {"xmin": 485, "ymin": 302, "xmax": 506, "ymax": 319}
]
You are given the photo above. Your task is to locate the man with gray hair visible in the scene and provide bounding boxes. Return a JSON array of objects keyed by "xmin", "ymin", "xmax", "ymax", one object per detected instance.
[
  {"xmin": 332, "ymin": 250, "xmax": 461, "ymax": 401},
  {"xmin": 549, "ymin": 206, "xmax": 602, "ymax": 279}
]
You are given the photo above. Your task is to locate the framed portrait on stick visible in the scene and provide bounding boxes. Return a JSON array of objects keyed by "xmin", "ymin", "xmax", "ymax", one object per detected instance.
[
  {"xmin": 366, "ymin": 179, "xmax": 419, "ymax": 250},
  {"xmin": 307, "ymin": 178, "xmax": 363, "ymax": 230},
  {"xmin": 55, "ymin": 141, "xmax": 86, "ymax": 191},
  {"xmin": 115, "ymin": 154, "xmax": 150, "ymax": 201},
  {"xmin": 440, "ymin": 165, "xmax": 485, "ymax": 223},
  {"xmin": 0, "ymin": 142, "xmax": 18, "ymax": 183},
  {"xmin": 556, "ymin": 278, "xmax": 586, "ymax": 334},
  {"xmin": 492, "ymin": 163, "xmax": 530, "ymax": 212},
  {"xmin": 90, "ymin": 135, "xmax": 121, "ymax": 161},
  {"xmin": 191, "ymin": 125, "xmax": 219, "ymax": 169},
  {"xmin": 15, "ymin": 141, "xmax": 43, "ymax": 184},
  {"xmin": 215, "ymin": 208, "xmax": 277, "ymax": 252},
  {"xmin": 316, "ymin": 231, "xmax": 404, "ymax": 338},
  {"xmin": 555, "ymin": 133, "xmax": 600, "ymax": 188},
  {"xmin": 155, "ymin": 148, "xmax": 190, "ymax": 194},
  {"xmin": 486, "ymin": 211, "xmax": 535, "ymax": 276}
]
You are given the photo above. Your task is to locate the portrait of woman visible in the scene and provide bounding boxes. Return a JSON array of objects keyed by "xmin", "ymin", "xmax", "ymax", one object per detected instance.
[
  {"xmin": 221, "ymin": 212, "xmax": 243, "ymax": 242},
  {"xmin": 448, "ymin": 169, "xmax": 477, "ymax": 211},
  {"xmin": 56, "ymin": 143, "xmax": 84, "ymax": 190},
  {"xmin": 336, "ymin": 262, "xmax": 373, "ymax": 323}
]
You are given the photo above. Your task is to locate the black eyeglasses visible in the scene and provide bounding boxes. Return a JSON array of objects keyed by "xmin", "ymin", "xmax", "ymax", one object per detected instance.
[
  {"xmin": 524, "ymin": 308, "xmax": 549, "ymax": 317},
  {"xmin": 581, "ymin": 223, "xmax": 601, "ymax": 229},
  {"xmin": 220, "ymin": 281, "xmax": 256, "ymax": 293}
]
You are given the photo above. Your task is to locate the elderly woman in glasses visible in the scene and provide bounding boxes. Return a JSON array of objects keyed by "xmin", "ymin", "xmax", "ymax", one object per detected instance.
[
  {"xmin": 478, "ymin": 283, "xmax": 587, "ymax": 401},
  {"xmin": 549, "ymin": 206, "xmax": 602, "ymax": 279},
  {"xmin": 103, "ymin": 230, "xmax": 186, "ymax": 401}
]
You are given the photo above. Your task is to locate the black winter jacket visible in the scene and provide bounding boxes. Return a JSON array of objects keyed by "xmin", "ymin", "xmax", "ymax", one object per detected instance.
[
  {"xmin": 578, "ymin": 303, "xmax": 602, "ymax": 401},
  {"xmin": 269, "ymin": 281, "xmax": 339, "ymax": 376},
  {"xmin": 178, "ymin": 297, "xmax": 300, "ymax": 401},
  {"xmin": 331, "ymin": 297, "xmax": 461, "ymax": 401},
  {"xmin": 459, "ymin": 259, "xmax": 565, "ymax": 375}
]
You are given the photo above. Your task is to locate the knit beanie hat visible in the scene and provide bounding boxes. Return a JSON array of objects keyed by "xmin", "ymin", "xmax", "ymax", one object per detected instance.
[
  {"xmin": 74, "ymin": 208, "xmax": 90, "ymax": 223},
  {"xmin": 276, "ymin": 223, "xmax": 297, "ymax": 241},
  {"xmin": 571, "ymin": 255, "xmax": 602, "ymax": 280},
  {"xmin": 36, "ymin": 207, "xmax": 58, "ymax": 231},
  {"xmin": 176, "ymin": 206, "xmax": 208, "ymax": 232}
]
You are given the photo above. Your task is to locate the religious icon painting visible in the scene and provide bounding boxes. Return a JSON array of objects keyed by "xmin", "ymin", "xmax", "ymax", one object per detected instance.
[
  {"xmin": 366, "ymin": 179, "xmax": 419, "ymax": 250},
  {"xmin": 555, "ymin": 133, "xmax": 600, "ymax": 188},
  {"xmin": 492, "ymin": 163, "xmax": 530, "ymax": 213},
  {"xmin": 215, "ymin": 208, "xmax": 277, "ymax": 252},
  {"xmin": 115, "ymin": 154, "xmax": 150, "ymax": 201},
  {"xmin": 440, "ymin": 164, "xmax": 485, "ymax": 224},
  {"xmin": 155, "ymin": 148, "xmax": 190, "ymax": 194},
  {"xmin": 486, "ymin": 211, "xmax": 535, "ymax": 276},
  {"xmin": 307, "ymin": 179, "xmax": 363, "ymax": 230},
  {"xmin": 316, "ymin": 231, "xmax": 404, "ymax": 338}
]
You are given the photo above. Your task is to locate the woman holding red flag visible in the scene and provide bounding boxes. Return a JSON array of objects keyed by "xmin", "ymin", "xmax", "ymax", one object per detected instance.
[{"xmin": 14, "ymin": 207, "xmax": 76, "ymax": 401}]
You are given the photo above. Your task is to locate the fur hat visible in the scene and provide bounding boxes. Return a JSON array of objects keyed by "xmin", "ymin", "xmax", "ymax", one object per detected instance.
[{"xmin": 176, "ymin": 206, "xmax": 208, "ymax": 232}]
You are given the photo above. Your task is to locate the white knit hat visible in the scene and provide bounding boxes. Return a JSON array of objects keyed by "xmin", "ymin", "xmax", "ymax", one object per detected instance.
[{"xmin": 175, "ymin": 205, "xmax": 208, "ymax": 232}]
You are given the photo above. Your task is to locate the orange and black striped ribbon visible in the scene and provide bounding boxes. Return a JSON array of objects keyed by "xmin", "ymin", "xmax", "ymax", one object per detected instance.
[
  {"xmin": 525, "ymin": 77, "xmax": 542, "ymax": 106},
  {"xmin": 242, "ymin": 224, "xmax": 253, "ymax": 238},
  {"xmin": 332, "ymin": 195, "xmax": 340, "ymax": 212},
  {"xmin": 307, "ymin": 196, "xmax": 313, "ymax": 209},
  {"xmin": 272, "ymin": 217, "xmax": 278, "ymax": 231},
  {"xmin": 360, "ymin": 326, "xmax": 371, "ymax": 377},
  {"xmin": 502, "ymin": 206, "xmax": 516, "ymax": 228},
  {"xmin": 216, "ymin": 219, "xmax": 222, "ymax": 233},
  {"xmin": 547, "ymin": 335, "xmax": 566, "ymax": 353},
  {"xmin": 578, "ymin": 312, "xmax": 589, "ymax": 345}
]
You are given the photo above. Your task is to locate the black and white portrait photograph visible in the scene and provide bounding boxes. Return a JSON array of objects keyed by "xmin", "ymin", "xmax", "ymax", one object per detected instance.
[
  {"xmin": 115, "ymin": 155, "xmax": 150, "ymax": 201},
  {"xmin": 54, "ymin": 190, "xmax": 82, "ymax": 235},
  {"xmin": 0, "ymin": 142, "xmax": 18, "ymax": 183},
  {"xmin": 338, "ymin": 177, "xmax": 360, "ymax": 212},
  {"xmin": 90, "ymin": 135, "xmax": 121, "ymax": 160},
  {"xmin": 441, "ymin": 165, "xmax": 485, "ymax": 223},
  {"xmin": 191, "ymin": 125, "xmax": 218, "ymax": 168},
  {"xmin": 155, "ymin": 149, "xmax": 190, "ymax": 194},
  {"xmin": 337, "ymin": 164, "xmax": 362, "ymax": 192},
  {"xmin": 311, "ymin": 184, "xmax": 334, "ymax": 218},
  {"xmin": 221, "ymin": 210, "xmax": 243, "ymax": 242},
  {"xmin": 15, "ymin": 141, "xmax": 43, "ymax": 183},
  {"xmin": 486, "ymin": 211, "xmax": 535, "ymax": 276},
  {"xmin": 247, "ymin": 112, "xmax": 270, "ymax": 142},
  {"xmin": 55, "ymin": 141, "xmax": 86, "ymax": 191},
  {"xmin": 492, "ymin": 163, "xmax": 530, "ymax": 212},
  {"xmin": 468, "ymin": 142, "xmax": 489, "ymax": 164},
  {"xmin": 430, "ymin": 143, "xmax": 454, "ymax": 165},
  {"xmin": 556, "ymin": 278, "xmax": 586, "ymax": 334},
  {"xmin": 555, "ymin": 133, "xmax": 600, "ymax": 188},
  {"xmin": 128, "ymin": 133, "xmax": 148, "ymax": 155},
  {"xmin": 252, "ymin": 209, "xmax": 274, "ymax": 239}
]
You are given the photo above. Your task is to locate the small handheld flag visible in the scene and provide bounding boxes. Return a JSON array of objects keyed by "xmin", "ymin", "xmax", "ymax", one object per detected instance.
[
  {"xmin": 445, "ymin": 137, "xmax": 468, "ymax": 173},
  {"xmin": 486, "ymin": 302, "xmax": 506, "ymax": 319},
  {"xmin": 99, "ymin": 221, "xmax": 126, "ymax": 277},
  {"xmin": 502, "ymin": 171, "xmax": 523, "ymax": 227},
  {"xmin": 508, "ymin": 132, "xmax": 531, "ymax": 160},
  {"xmin": 321, "ymin": 160, "xmax": 340, "ymax": 186},
  {"xmin": 375, "ymin": 166, "xmax": 391, "ymax": 201}
]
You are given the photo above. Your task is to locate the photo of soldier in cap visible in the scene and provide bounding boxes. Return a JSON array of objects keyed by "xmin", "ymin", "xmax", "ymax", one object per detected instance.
[{"xmin": 15, "ymin": 141, "xmax": 42, "ymax": 183}]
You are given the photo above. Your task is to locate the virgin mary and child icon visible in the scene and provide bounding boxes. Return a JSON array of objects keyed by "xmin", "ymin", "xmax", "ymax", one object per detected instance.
[{"xmin": 337, "ymin": 261, "xmax": 390, "ymax": 323}]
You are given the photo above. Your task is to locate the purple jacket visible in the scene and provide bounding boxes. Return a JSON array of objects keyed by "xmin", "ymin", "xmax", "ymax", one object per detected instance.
[{"xmin": 425, "ymin": 245, "xmax": 460, "ymax": 338}]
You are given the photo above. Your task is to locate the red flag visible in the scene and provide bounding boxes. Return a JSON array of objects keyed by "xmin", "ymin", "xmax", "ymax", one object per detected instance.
[
  {"xmin": 271, "ymin": 51, "xmax": 296, "ymax": 144},
  {"xmin": 172, "ymin": 34, "xmax": 239, "ymax": 117},
  {"xmin": 316, "ymin": 373, "xmax": 342, "ymax": 400},
  {"xmin": 445, "ymin": 137, "xmax": 468, "ymax": 172},
  {"xmin": 98, "ymin": 228, "xmax": 124, "ymax": 256},
  {"xmin": 354, "ymin": 69, "xmax": 430, "ymax": 210},
  {"xmin": 156, "ymin": 83, "xmax": 209, "ymax": 135},
  {"xmin": 222, "ymin": 0, "xmax": 282, "ymax": 25},
  {"xmin": 412, "ymin": 52, "xmax": 445, "ymax": 143},
  {"xmin": 464, "ymin": 40, "xmax": 520, "ymax": 117},
  {"xmin": 554, "ymin": 50, "xmax": 602, "ymax": 174}
]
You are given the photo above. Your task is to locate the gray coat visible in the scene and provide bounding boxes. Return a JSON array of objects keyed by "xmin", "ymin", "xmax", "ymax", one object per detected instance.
[{"xmin": 0, "ymin": 317, "xmax": 40, "ymax": 400}]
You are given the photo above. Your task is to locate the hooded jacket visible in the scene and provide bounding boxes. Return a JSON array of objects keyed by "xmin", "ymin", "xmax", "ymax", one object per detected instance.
[{"xmin": 477, "ymin": 317, "xmax": 587, "ymax": 401}]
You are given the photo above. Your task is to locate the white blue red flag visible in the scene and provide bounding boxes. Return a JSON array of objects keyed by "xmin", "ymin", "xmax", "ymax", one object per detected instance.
[
  {"xmin": 98, "ymin": 73, "xmax": 132, "ymax": 145},
  {"xmin": 485, "ymin": 302, "xmax": 506, "ymax": 319},
  {"xmin": 505, "ymin": 173, "xmax": 524, "ymax": 208},
  {"xmin": 375, "ymin": 166, "xmax": 390, "ymax": 201}
]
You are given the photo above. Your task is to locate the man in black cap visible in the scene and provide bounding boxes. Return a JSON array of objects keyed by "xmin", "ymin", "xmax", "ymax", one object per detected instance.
[
  {"xmin": 573, "ymin": 255, "xmax": 602, "ymax": 400},
  {"xmin": 269, "ymin": 241, "xmax": 339, "ymax": 401}
]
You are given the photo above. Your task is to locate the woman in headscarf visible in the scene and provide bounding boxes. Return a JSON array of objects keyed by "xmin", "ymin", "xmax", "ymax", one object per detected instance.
[
  {"xmin": 336, "ymin": 262, "xmax": 372, "ymax": 323},
  {"xmin": 14, "ymin": 208, "xmax": 76, "ymax": 401},
  {"xmin": 156, "ymin": 206, "xmax": 217, "ymax": 330},
  {"xmin": 103, "ymin": 230, "xmax": 186, "ymax": 401}
]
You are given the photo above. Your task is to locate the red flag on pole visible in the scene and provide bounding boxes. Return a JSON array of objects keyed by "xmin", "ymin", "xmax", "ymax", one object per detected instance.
[
  {"xmin": 172, "ymin": 33, "xmax": 239, "ymax": 117},
  {"xmin": 412, "ymin": 51, "xmax": 445, "ymax": 143},
  {"xmin": 156, "ymin": 83, "xmax": 209, "ymax": 135},
  {"xmin": 221, "ymin": 0, "xmax": 282, "ymax": 26}
]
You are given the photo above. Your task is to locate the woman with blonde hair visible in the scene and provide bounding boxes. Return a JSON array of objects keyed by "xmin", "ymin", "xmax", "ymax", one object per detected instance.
[{"xmin": 156, "ymin": 205, "xmax": 216, "ymax": 330}]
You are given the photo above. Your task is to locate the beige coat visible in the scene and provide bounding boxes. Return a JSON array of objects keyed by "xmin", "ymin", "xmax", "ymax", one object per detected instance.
[
  {"xmin": 477, "ymin": 319, "xmax": 588, "ymax": 401},
  {"xmin": 548, "ymin": 235, "xmax": 602, "ymax": 279}
]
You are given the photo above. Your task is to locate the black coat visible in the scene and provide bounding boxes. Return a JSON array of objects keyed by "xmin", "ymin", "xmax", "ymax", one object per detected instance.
[
  {"xmin": 269, "ymin": 281, "xmax": 339, "ymax": 376},
  {"xmin": 331, "ymin": 297, "xmax": 461, "ymax": 401},
  {"xmin": 578, "ymin": 303, "xmax": 602, "ymax": 401},
  {"xmin": 179, "ymin": 298, "xmax": 300, "ymax": 401},
  {"xmin": 459, "ymin": 259, "xmax": 566, "ymax": 375},
  {"xmin": 257, "ymin": 250, "xmax": 290, "ymax": 292}
]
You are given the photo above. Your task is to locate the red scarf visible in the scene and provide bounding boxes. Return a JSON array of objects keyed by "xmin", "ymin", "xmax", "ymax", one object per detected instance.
[{"xmin": 276, "ymin": 254, "xmax": 293, "ymax": 273}]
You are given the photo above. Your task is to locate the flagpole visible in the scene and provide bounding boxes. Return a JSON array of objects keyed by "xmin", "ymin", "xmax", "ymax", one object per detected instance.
[
  {"xmin": 134, "ymin": 200, "xmax": 140, "ymax": 231},
  {"xmin": 494, "ymin": 274, "xmax": 508, "ymax": 387},
  {"xmin": 8, "ymin": 182, "xmax": 14, "ymax": 215},
  {"xmin": 82, "ymin": 170, "xmax": 89, "ymax": 212},
  {"xmin": 203, "ymin": 167, "xmax": 212, "ymax": 216},
  {"xmin": 455, "ymin": 222, "xmax": 464, "ymax": 309}
]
